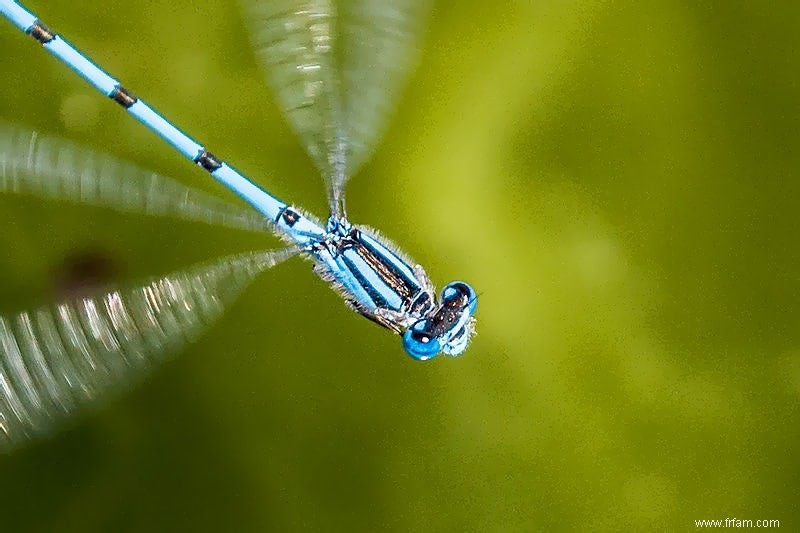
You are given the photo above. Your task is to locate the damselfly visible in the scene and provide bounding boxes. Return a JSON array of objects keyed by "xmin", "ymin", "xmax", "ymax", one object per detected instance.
[{"xmin": 0, "ymin": 1, "xmax": 477, "ymax": 449}]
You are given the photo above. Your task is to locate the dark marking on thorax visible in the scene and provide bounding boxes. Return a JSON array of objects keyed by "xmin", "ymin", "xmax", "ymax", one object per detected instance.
[{"xmin": 346, "ymin": 231, "xmax": 416, "ymax": 303}]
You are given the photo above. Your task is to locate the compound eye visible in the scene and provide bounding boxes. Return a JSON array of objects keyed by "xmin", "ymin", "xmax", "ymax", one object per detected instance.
[
  {"xmin": 441, "ymin": 281, "xmax": 477, "ymax": 315},
  {"xmin": 402, "ymin": 321, "xmax": 441, "ymax": 361}
]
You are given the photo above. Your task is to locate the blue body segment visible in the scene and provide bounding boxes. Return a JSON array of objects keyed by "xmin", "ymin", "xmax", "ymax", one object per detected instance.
[
  {"xmin": 343, "ymin": 248, "xmax": 403, "ymax": 310},
  {"xmin": 319, "ymin": 251, "xmax": 377, "ymax": 311},
  {"xmin": 45, "ymin": 37, "xmax": 119, "ymax": 95},
  {"xmin": 0, "ymin": 0, "xmax": 478, "ymax": 359},
  {"xmin": 128, "ymin": 102, "xmax": 203, "ymax": 161},
  {"xmin": 210, "ymin": 163, "xmax": 286, "ymax": 223},
  {"xmin": 0, "ymin": 0, "xmax": 301, "ymax": 234},
  {"xmin": 358, "ymin": 232, "xmax": 421, "ymax": 292},
  {"xmin": 0, "ymin": 1, "xmax": 33, "ymax": 30}
]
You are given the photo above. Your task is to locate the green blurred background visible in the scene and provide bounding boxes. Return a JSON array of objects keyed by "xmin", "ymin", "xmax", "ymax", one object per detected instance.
[{"xmin": 1, "ymin": 0, "xmax": 798, "ymax": 530}]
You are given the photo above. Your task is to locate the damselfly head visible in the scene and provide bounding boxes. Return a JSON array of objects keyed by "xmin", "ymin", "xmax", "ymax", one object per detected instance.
[{"xmin": 402, "ymin": 281, "xmax": 478, "ymax": 361}]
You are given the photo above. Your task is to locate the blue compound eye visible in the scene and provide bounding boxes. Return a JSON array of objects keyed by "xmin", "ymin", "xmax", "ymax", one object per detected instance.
[
  {"xmin": 442, "ymin": 281, "xmax": 477, "ymax": 315},
  {"xmin": 402, "ymin": 321, "xmax": 441, "ymax": 361}
]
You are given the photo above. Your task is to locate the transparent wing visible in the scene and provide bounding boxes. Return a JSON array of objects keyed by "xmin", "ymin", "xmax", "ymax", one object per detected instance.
[
  {"xmin": 340, "ymin": 0, "xmax": 430, "ymax": 181},
  {"xmin": 241, "ymin": 0, "xmax": 430, "ymax": 215},
  {"xmin": 0, "ymin": 122, "xmax": 269, "ymax": 232},
  {"xmin": 0, "ymin": 247, "xmax": 296, "ymax": 452}
]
